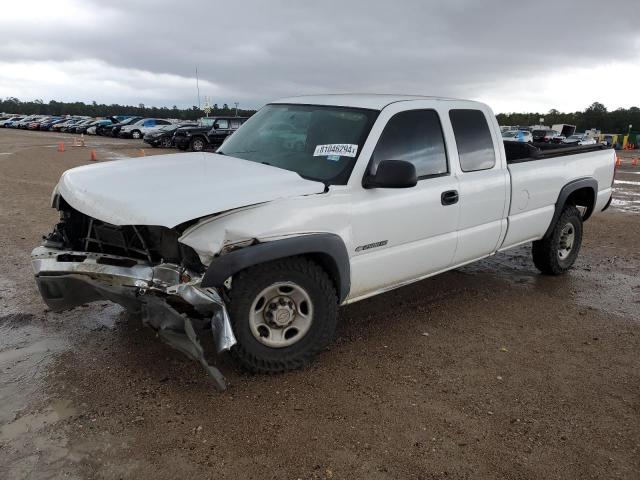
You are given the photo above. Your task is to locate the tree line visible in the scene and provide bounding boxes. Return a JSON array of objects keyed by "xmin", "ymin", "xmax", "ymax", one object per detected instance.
[
  {"xmin": 496, "ymin": 102, "xmax": 640, "ymax": 134},
  {"xmin": 0, "ymin": 97, "xmax": 257, "ymax": 120},
  {"xmin": 2, "ymin": 98, "xmax": 639, "ymax": 134}
]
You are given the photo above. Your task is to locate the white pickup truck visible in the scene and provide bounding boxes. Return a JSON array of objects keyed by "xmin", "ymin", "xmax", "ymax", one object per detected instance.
[{"xmin": 31, "ymin": 95, "xmax": 615, "ymax": 389}]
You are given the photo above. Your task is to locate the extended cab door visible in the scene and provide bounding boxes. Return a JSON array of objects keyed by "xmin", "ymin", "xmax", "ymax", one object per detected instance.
[
  {"xmin": 447, "ymin": 107, "xmax": 509, "ymax": 265},
  {"xmin": 348, "ymin": 103, "xmax": 460, "ymax": 299}
]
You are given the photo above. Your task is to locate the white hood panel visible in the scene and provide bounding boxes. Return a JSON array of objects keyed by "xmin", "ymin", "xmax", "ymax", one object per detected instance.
[{"xmin": 57, "ymin": 152, "xmax": 325, "ymax": 227}]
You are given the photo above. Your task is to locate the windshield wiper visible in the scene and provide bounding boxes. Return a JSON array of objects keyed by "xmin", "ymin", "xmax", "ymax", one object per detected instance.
[{"xmin": 220, "ymin": 150, "xmax": 259, "ymax": 155}]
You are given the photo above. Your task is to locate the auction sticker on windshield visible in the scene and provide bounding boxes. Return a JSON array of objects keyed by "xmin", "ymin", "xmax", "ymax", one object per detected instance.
[{"xmin": 313, "ymin": 144, "xmax": 358, "ymax": 158}]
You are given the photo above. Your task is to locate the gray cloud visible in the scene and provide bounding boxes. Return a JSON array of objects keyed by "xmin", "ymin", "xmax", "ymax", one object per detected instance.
[{"xmin": 1, "ymin": 0, "xmax": 639, "ymax": 112}]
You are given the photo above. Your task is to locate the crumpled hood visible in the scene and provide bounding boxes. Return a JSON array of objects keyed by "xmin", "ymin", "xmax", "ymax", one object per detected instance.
[{"xmin": 56, "ymin": 152, "xmax": 325, "ymax": 227}]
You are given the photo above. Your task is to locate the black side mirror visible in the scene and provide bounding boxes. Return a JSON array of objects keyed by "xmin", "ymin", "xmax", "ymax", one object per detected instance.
[
  {"xmin": 213, "ymin": 122, "xmax": 220, "ymax": 129},
  {"xmin": 363, "ymin": 160, "xmax": 417, "ymax": 189}
]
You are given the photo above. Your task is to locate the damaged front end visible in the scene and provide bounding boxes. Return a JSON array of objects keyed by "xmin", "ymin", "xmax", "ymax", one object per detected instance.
[{"xmin": 31, "ymin": 200, "xmax": 236, "ymax": 391}]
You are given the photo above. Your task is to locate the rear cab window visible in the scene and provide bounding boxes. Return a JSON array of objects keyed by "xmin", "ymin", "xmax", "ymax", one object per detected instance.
[{"xmin": 449, "ymin": 109, "xmax": 496, "ymax": 172}]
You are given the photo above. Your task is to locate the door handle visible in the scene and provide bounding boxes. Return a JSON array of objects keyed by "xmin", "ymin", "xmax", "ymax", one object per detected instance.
[{"xmin": 441, "ymin": 190, "xmax": 459, "ymax": 206}]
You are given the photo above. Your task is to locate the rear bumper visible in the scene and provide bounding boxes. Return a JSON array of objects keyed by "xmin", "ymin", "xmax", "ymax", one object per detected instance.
[{"xmin": 31, "ymin": 246, "xmax": 236, "ymax": 390}]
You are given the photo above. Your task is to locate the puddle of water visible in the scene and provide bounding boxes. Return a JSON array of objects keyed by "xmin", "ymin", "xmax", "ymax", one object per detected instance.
[
  {"xmin": 459, "ymin": 245, "xmax": 640, "ymax": 320},
  {"xmin": 611, "ymin": 198, "xmax": 640, "ymax": 213},
  {"xmin": 0, "ymin": 399, "xmax": 76, "ymax": 442},
  {"xmin": 0, "ymin": 317, "xmax": 68, "ymax": 425}
]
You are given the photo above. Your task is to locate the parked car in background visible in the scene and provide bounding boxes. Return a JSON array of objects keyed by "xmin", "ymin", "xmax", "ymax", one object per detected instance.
[
  {"xmin": 40, "ymin": 117, "xmax": 67, "ymax": 131},
  {"xmin": 63, "ymin": 119, "xmax": 93, "ymax": 133},
  {"xmin": 52, "ymin": 118, "xmax": 88, "ymax": 132},
  {"xmin": 143, "ymin": 122, "xmax": 198, "ymax": 148},
  {"xmin": 94, "ymin": 118, "xmax": 119, "ymax": 135},
  {"xmin": 173, "ymin": 116, "xmax": 248, "ymax": 151},
  {"xmin": 13, "ymin": 116, "xmax": 41, "ymax": 129},
  {"xmin": 502, "ymin": 129, "xmax": 532, "ymax": 143},
  {"xmin": 29, "ymin": 116, "xmax": 59, "ymax": 130},
  {"xmin": 552, "ymin": 124, "xmax": 576, "ymax": 138},
  {"xmin": 532, "ymin": 129, "xmax": 561, "ymax": 143},
  {"xmin": 119, "ymin": 118, "xmax": 174, "ymax": 139},
  {"xmin": 84, "ymin": 117, "xmax": 118, "ymax": 135},
  {"xmin": 562, "ymin": 134, "xmax": 597, "ymax": 146},
  {"xmin": 101, "ymin": 116, "xmax": 143, "ymax": 137},
  {"xmin": 78, "ymin": 119, "xmax": 98, "ymax": 133},
  {"xmin": 1, "ymin": 116, "xmax": 24, "ymax": 127}
]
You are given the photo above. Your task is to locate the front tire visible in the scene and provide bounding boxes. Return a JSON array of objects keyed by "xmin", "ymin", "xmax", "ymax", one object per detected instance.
[
  {"xmin": 228, "ymin": 257, "xmax": 338, "ymax": 373},
  {"xmin": 532, "ymin": 205, "xmax": 583, "ymax": 275},
  {"xmin": 190, "ymin": 137, "xmax": 206, "ymax": 152}
]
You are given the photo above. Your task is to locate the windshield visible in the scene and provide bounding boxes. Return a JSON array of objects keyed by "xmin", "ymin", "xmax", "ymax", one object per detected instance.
[
  {"xmin": 218, "ymin": 104, "xmax": 378, "ymax": 184},
  {"xmin": 502, "ymin": 131, "xmax": 518, "ymax": 138}
]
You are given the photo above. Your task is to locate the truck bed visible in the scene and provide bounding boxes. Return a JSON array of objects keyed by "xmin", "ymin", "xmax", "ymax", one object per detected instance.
[{"xmin": 501, "ymin": 143, "xmax": 615, "ymax": 249}]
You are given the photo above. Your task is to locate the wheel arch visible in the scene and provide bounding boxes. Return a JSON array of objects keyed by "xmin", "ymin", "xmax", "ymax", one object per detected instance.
[
  {"xmin": 200, "ymin": 233, "xmax": 351, "ymax": 302},
  {"xmin": 543, "ymin": 178, "xmax": 597, "ymax": 238}
]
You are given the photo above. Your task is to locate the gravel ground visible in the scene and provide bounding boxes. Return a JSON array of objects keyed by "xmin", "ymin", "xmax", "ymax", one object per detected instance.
[{"xmin": 0, "ymin": 129, "xmax": 639, "ymax": 480}]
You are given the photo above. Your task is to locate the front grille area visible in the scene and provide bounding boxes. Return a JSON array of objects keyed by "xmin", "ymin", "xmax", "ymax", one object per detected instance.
[
  {"xmin": 46, "ymin": 198, "xmax": 205, "ymax": 273},
  {"xmin": 85, "ymin": 220, "xmax": 154, "ymax": 262}
]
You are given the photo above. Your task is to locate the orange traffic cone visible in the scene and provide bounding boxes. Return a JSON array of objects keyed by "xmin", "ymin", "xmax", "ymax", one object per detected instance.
[
  {"xmin": 139, "ymin": 149, "xmax": 146, "ymax": 157},
  {"xmin": 633, "ymin": 157, "xmax": 638, "ymax": 167},
  {"xmin": 57, "ymin": 142, "xmax": 65, "ymax": 152},
  {"xmin": 615, "ymin": 156, "xmax": 622, "ymax": 167},
  {"xmin": 90, "ymin": 149, "xmax": 97, "ymax": 161}
]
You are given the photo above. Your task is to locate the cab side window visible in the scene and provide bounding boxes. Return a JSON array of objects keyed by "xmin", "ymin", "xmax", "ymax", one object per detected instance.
[
  {"xmin": 449, "ymin": 109, "xmax": 496, "ymax": 172},
  {"xmin": 216, "ymin": 119, "xmax": 229, "ymax": 129},
  {"xmin": 372, "ymin": 110, "xmax": 448, "ymax": 178}
]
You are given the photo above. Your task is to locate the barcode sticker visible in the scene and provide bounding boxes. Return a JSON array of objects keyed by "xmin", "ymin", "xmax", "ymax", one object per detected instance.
[{"xmin": 313, "ymin": 144, "xmax": 358, "ymax": 158}]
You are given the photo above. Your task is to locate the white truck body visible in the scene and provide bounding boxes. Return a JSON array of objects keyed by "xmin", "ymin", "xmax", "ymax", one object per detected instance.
[{"xmin": 32, "ymin": 94, "xmax": 615, "ymax": 388}]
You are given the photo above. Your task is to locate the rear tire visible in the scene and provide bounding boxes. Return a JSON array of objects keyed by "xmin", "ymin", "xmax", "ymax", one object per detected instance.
[
  {"xmin": 532, "ymin": 205, "xmax": 583, "ymax": 275},
  {"xmin": 131, "ymin": 130, "xmax": 141, "ymax": 139},
  {"xmin": 228, "ymin": 257, "xmax": 338, "ymax": 374}
]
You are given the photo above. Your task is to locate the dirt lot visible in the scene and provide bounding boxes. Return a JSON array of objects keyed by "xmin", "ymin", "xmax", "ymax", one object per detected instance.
[{"xmin": 0, "ymin": 128, "xmax": 639, "ymax": 480}]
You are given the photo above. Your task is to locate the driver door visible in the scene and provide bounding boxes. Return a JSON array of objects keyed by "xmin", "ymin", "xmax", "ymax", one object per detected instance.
[{"xmin": 348, "ymin": 105, "xmax": 460, "ymax": 299}]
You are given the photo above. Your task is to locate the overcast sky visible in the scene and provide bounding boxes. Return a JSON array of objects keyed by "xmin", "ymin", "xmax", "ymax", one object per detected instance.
[{"xmin": 1, "ymin": 0, "xmax": 639, "ymax": 114}]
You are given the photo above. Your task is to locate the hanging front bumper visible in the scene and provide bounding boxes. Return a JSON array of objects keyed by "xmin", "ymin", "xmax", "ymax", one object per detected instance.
[{"xmin": 31, "ymin": 246, "xmax": 236, "ymax": 390}]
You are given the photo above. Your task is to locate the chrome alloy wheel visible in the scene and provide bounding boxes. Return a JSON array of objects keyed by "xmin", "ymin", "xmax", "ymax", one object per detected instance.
[
  {"xmin": 249, "ymin": 282, "xmax": 313, "ymax": 348},
  {"xmin": 558, "ymin": 222, "xmax": 575, "ymax": 260}
]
